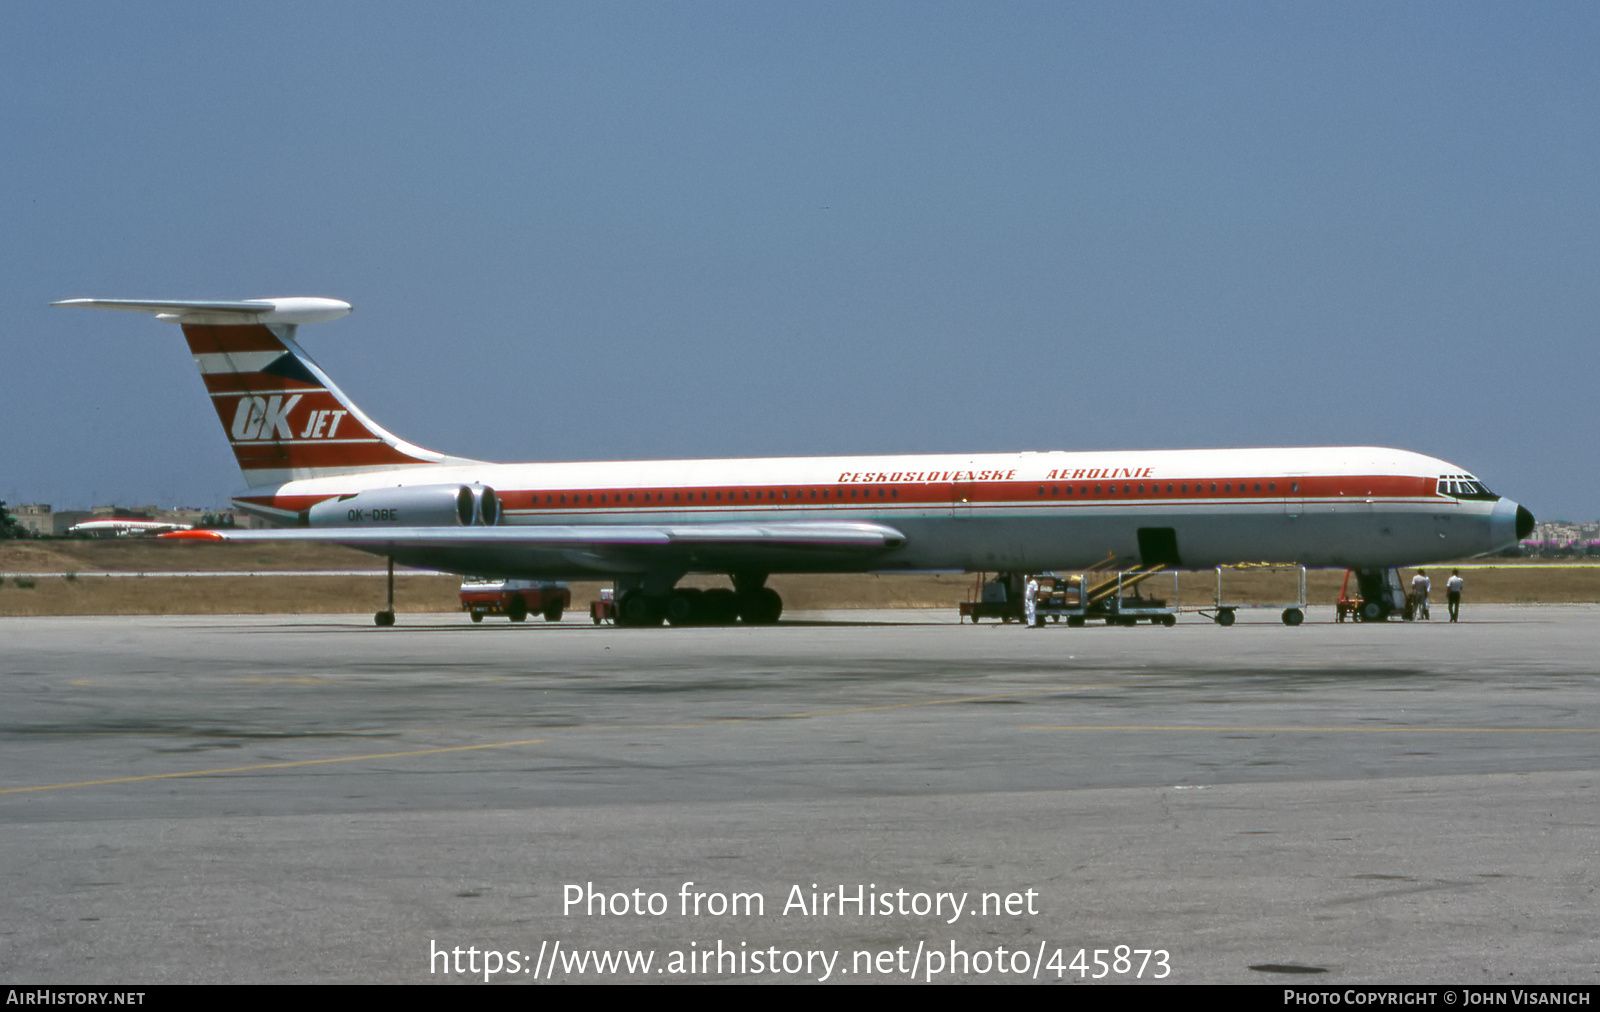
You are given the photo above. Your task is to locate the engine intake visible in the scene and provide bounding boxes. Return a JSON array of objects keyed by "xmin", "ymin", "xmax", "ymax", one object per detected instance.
[{"xmin": 304, "ymin": 484, "xmax": 501, "ymax": 528}]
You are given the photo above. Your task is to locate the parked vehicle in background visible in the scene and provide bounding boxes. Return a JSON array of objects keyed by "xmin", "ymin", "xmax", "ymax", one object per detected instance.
[{"xmin": 460, "ymin": 577, "xmax": 570, "ymax": 623}]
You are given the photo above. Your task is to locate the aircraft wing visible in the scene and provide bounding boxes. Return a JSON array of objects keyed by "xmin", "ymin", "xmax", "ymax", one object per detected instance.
[
  {"xmin": 164, "ymin": 520, "xmax": 907, "ymax": 575},
  {"xmin": 168, "ymin": 521, "xmax": 904, "ymax": 549}
]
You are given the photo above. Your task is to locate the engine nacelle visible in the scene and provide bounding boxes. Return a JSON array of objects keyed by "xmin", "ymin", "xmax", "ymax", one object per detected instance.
[{"xmin": 305, "ymin": 484, "xmax": 501, "ymax": 528}]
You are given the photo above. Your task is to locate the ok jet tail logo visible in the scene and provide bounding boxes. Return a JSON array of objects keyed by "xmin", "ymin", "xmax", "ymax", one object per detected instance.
[{"xmin": 229, "ymin": 395, "xmax": 302, "ymax": 441}]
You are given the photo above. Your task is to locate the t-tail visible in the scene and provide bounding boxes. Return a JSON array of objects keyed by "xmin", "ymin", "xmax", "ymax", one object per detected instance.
[{"xmin": 54, "ymin": 298, "xmax": 480, "ymax": 492}]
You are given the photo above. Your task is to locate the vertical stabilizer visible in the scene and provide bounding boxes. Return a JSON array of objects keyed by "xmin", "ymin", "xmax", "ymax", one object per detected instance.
[{"xmin": 55, "ymin": 298, "xmax": 480, "ymax": 487}]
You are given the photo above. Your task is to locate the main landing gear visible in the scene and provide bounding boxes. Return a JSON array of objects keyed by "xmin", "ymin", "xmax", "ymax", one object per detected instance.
[
  {"xmin": 374, "ymin": 555, "xmax": 397, "ymax": 627},
  {"xmin": 614, "ymin": 573, "xmax": 784, "ymax": 627}
]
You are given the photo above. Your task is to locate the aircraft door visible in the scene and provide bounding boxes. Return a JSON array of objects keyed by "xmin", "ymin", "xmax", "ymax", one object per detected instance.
[
  {"xmin": 1137, "ymin": 527, "xmax": 1182, "ymax": 567},
  {"xmin": 1282, "ymin": 474, "xmax": 1308, "ymax": 520}
]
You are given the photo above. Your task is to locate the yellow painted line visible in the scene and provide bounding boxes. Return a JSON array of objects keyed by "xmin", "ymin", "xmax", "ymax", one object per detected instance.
[
  {"xmin": 0, "ymin": 738, "xmax": 548, "ymax": 794},
  {"xmin": 1, "ymin": 683, "xmax": 1137, "ymax": 795},
  {"xmin": 233, "ymin": 676, "xmax": 335, "ymax": 684},
  {"xmin": 575, "ymin": 683, "xmax": 1135, "ymax": 730},
  {"xmin": 1022, "ymin": 725, "xmax": 1598, "ymax": 733}
]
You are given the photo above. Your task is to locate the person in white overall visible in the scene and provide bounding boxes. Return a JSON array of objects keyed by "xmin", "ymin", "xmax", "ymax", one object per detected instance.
[
  {"xmin": 1411, "ymin": 570, "xmax": 1431, "ymax": 620},
  {"xmin": 1024, "ymin": 576, "xmax": 1040, "ymax": 628}
]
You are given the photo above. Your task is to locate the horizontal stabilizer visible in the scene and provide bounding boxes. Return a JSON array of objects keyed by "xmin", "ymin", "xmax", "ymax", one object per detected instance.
[{"xmin": 53, "ymin": 298, "xmax": 351, "ymax": 326}]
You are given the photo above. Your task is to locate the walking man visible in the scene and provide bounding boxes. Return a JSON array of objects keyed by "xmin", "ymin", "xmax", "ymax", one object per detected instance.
[
  {"xmin": 1411, "ymin": 569, "xmax": 1431, "ymax": 620},
  {"xmin": 1447, "ymin": 568, "xmax": 1464, "ymax": 623}
]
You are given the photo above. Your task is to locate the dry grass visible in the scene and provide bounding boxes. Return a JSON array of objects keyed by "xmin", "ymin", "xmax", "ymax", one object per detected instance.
[
  {"xmin": 2, "ymin": 540, "xmax": 1596, "ymax": 616},
  {"xmin": 0, "ymin": 539, "xmax": 387, "ymax": 573}
]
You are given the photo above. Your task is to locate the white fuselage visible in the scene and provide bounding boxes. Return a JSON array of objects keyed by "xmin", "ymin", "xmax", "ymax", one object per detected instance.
[
  {"xmin": 55, "ymin": 297, "xmax": 1529, "ymax": 592},
  {"xmin": 241, "ymin": 445, "xmax": 1522, "ymax": 579}
]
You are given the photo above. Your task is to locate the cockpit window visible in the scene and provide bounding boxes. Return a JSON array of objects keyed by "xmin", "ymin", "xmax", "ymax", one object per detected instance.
[{"xmin": 1436, "ymin": 474, "xmax": 1499, "ymax": 501}]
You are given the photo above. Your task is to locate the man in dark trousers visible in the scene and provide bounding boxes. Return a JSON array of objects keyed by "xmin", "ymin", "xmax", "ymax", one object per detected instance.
[{"xmin": 1447, "ymin": 569, "xmax": 1464, "ymax": 623}]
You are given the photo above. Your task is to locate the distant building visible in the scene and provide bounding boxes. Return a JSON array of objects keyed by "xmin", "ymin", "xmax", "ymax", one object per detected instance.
[
  {"xmin": 11, "ymin": 503, "xmax": 266, "ymax": 536},
  {"xmin": 1521, "ymin": 520, "xmax": 1600, "ymax": 557},
  {"xmin": 12, "ymin": 504, "xmax": 91, "ymax": 537}
]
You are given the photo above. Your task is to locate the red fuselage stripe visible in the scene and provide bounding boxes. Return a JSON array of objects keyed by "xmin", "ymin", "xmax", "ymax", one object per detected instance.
[{"xmin": 241, "ymin": 474, "xmax": 1445, "ymax": 515}]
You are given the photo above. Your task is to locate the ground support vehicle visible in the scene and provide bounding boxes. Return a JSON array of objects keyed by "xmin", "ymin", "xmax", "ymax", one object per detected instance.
[
  {"xmin": 460, "ymin": 577, "xmax": 570, "ymax": 623},
  {"xmin": 1199, "ymin": 565, "xmax": 1308, "ymax": 626},
  {"xmin": 1047, "ymin": 569, "xmax": 1179, "ymax": 627},
  {"xmin": 959, "ymin": 574, "xmax": 1026, "ymax": 623},
  {"xmin": 1003, "ymin": 568, "xmax": 1177, "ymax": 627},
  {"xmin": 962, "ymin": 565, "xmax": 1180, "ymax": 627},
  {"xmin": 590, "ymin": 588, "xmax": 617, "ymax": 625}
]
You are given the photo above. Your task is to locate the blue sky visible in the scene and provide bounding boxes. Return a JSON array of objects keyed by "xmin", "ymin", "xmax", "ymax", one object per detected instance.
[{"xmin": 4, "ymin": 2, "xmax": 1595, "ymax": 519}]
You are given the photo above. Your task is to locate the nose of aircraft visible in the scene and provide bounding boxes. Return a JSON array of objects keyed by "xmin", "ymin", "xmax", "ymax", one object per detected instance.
[
  {"xmin": 1516, "ymin": 503, "xmax": 1535, "ymax": 541},
  {"xmin": 1489, "ymin": 499, "xmax": 1534, "ymax": 552}
]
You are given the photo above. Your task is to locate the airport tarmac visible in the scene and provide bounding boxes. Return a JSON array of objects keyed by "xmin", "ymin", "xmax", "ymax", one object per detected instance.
[{"xmin": 2, "ymin": 606, "xmax": 1596, "ymax": 984}]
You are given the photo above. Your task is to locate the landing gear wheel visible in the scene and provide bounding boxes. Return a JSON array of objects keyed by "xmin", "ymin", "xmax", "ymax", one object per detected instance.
[
  {"xmin": 470, "ymin": 610, "xmax": 484, "ymax": 623},
  {"xmin": 507, "ymin": 597, "xmax": 528, "ymax": 623},
  {"xmin": 666, "ymin": 589, "xmax": 704, "ymax": 626},
  {"xmin": 1359, "ymin": 600, "xmax": 1384, "ymax": 622},
  {"xmin": 701, "ymin": 588, "xmax": 740, "ymax": 625},
  {"xmin": 543, "ymin": 602, "xmax": 564, "ymax": 622},
  {"xmin": 1215, "ymin": 609, "xmax": 1236, "ymax": 627},
  {"xmin": 617, "ymin": 590, "xmax": 664, "ymax": 627},
  {"xmin": 739, "ymin": 587, "xmax": 783, "ymax": 625},
  {"xmin": 1282, "ymin": 607, "xmax": 1304, "ymax": 626},
  {"xmin": 374, "ymin": 610, "xmax": 395, "ymax": 627}
]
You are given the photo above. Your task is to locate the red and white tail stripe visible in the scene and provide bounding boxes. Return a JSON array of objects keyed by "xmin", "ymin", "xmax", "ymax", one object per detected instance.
[{"xmin": 55, "ymin": 297, "xmax": 479, "ymax": 487}]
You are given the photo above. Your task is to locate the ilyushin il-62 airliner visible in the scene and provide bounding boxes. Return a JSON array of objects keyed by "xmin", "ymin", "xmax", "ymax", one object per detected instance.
[{"xmin": 56, "ymin": 296, "xmax": 1533, "ymax": 626}]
